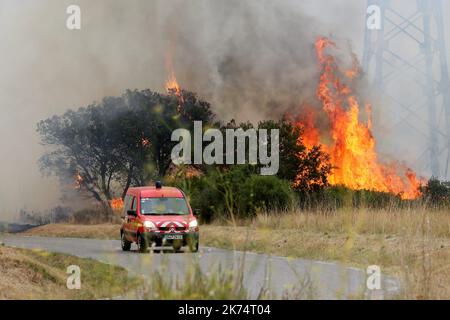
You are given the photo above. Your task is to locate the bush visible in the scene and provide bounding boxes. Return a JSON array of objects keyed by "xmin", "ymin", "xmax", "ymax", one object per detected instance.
[
  {"xmin": 18, "ymin": 206, "xmax": 73, "ymax": 225},
  {"xmin": 175, "ymin": 166, "xmax": 295, "ymax": 222},
  {"xmin": 51, "ymin": 206, "xmax": 73, "ymax": 223},
  {"xmin": 421, "ymin": 178, "xmax": 450, "ymax": 208},
  {"xmin": 239, "ymin": 175, "xmax": 295, "ymax": 214},
  {"xmin": 18, "ymin": 206, "xmax": 117, "ymax": 225},
  {"xmin": 71, "ymin": 209, "xmax": 120, "ymax": 224},
  {"xmin": 298, "ymin": 185, "xmax": 405, "ymax": 211}
]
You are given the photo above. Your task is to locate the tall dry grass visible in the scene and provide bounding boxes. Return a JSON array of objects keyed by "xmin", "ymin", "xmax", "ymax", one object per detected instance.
[
  {"xmin": 204, "ymin": 205, "xmax": 450, "ymax": 299},
  {"xmin": 248, "ymin": 207, "xmax": 449, "ymax": 238}
]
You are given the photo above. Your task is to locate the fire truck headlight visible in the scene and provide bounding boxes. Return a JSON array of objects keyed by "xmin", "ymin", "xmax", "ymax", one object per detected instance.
[
  {"xmin": 143, "ymin": 221, "xmax": 156, "ymax": 230},
  {"xmin": 189, "ymin": 219, "xmax": 198, "ymax": 230}
]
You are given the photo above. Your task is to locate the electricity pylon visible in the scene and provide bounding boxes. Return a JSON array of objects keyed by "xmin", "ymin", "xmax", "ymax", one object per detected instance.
[{"xmin": 362, "ymin": 0, "xmax": 450, "ymax": 179}]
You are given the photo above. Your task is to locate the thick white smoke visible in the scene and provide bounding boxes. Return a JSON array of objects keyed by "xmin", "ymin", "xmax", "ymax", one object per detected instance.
[{"xmin": 0, "ymin": 0, "xmax": 448, "ymax": 220}]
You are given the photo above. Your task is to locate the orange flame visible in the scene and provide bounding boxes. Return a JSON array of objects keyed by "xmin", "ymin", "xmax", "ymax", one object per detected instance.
[
  {"xmin": 165, "ymin": 70, "xmax": 185, "ymax": 111},
  {"xmin": 165, "ymin": 56, "xmax": 185, "ymax": 108},
  {"xmin": 110, "ymin": 198, "xmax": 124, "ymax": 211},
  {"xmin": 141, "ymin": 137, "xmax": 150, "ymax": 148},
  {"xmin": 292, "ymin": 106, "xmax": 321, "ymax": 150},
  {"xmin": 74, "ymin": 172, "xmax": 83, "ymax": 189},
  {"xmin": 165, "ymin": 71, "xmax": 182, "ymax": 96},
  {"xmin": 294, "ymin": 37, "xmax": 422, "ymax": 200}
]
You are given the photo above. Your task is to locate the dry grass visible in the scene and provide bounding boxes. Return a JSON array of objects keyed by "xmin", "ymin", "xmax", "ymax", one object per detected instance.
[
  {"xmin": 19, "ymin": 207, "xmax": 450, "ymax": 299},
  {"xmin": 23, "ymin": 223, "xmax": 120, "ymax": 239},
  {"xmin": 0, "ymin": 245, "xmax": 140, "ymax": 299},
  {"xmin": 202, "ymin": 207, "xmax": 450, "ymax": 299}
]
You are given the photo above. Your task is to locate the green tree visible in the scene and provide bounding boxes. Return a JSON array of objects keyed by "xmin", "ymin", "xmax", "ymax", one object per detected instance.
[
  {"xmin": 183, "ymin": 166, "xmax": 294, "ymax": 221},
  {"xmin": 421, "ymin": 178, "xmax": 450, "ymax": 207},
  {"xmin": 37, "ymin": 89, "xmax": 214, "ymax": 213},
  {"xmin": 257, "ymin": 119, "xmax": 331, "ymax": 192}
]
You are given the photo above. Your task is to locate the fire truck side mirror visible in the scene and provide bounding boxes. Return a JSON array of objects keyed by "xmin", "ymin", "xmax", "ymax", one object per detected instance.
[{"xmin": 127, "ymin": 210, "xmax": 137, "ymax": 217}]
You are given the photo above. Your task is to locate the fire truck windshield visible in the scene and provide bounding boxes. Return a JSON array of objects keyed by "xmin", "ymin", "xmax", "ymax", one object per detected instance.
[{"xmin": 140, "ymin": 197, "xmax": 189, "ymax": 215}]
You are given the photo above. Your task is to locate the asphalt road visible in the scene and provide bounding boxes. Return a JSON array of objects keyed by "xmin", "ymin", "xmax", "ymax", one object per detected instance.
[{"xmin": 0, "ymin": 235, "xmax": 400, "ymax": 299}]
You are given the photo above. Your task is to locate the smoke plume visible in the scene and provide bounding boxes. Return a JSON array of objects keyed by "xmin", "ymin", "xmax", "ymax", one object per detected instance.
[{"xmin": 1, "ymin": 0, "xmax": 447, "ymax": 220}]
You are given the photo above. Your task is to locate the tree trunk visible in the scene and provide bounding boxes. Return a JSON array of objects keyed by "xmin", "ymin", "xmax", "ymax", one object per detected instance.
[{"xmin": 121, "ymin": 164, "xmax": 134, "ymax": 200}]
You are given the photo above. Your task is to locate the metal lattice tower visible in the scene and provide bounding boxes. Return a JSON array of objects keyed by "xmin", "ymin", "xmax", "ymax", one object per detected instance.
[{"xmin": 363, "ymin": 0, "xmax": 450, "ymax": 179}]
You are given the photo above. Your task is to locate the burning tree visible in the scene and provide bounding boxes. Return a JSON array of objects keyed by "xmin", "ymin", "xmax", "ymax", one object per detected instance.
[
  {"xmin": 293, "ymin": 37, "xmax": 423, "ymax": 200},
  {"xmin": 257, "ymin": 119, "xmax": 332, "ymax": 192},
  {"xmin": 37, "ymin": 89, "xmax": 214, "ymax": 214}
]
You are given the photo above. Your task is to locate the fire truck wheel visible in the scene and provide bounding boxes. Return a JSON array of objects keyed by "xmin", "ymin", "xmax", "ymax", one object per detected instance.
[
  {"xmin": 137, "ymin": 234, "xmax": 148, "ymax": 253},
  {"xmin": 121, "ymin": 232, "xmax": 131, "ymax": 251}
]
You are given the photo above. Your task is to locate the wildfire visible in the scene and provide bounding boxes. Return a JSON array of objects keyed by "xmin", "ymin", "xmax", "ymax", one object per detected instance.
[
  {"xmin": 110, "ymin": 198, "xmax": 124, "ymax": 211},
  {"xmin": 165, "ymin": 71, "xmax": 182, "ymax": 96},
  {"xmin": 74, "ymin": 172, "xmax": 83, "ymax": 189},
  {"xmin": 165, "ymin": 71, "xmax": 185, "ymax": 112},
  {"xmin": 294, "ymin": 106, "xmax": 321, "ymax": 150},
  {"xmin": 165, "ymin": 56, "xmax": 185, "ymax": 110},
  {"xmin": 294, "ymin": 37, "xmax": 422, "ymax": 200},
  {"xmin": 141, "ymin": 137, "xmax": 151, "ymax": 148}
]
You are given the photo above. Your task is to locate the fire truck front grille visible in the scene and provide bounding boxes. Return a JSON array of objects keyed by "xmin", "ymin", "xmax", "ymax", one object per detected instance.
[{"xmin": 158, "ymin": 226, "xmax": 186, "ymax": 231}]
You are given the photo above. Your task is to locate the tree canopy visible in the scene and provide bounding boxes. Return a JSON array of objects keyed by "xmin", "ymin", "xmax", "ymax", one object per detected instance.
[
  {"xmin": 37, "ymin": 89, "xmax": 214, "ymax": 212},
  {"xmin": 38, "ymin": 88, "xmax": 333, "ymax": 216}
]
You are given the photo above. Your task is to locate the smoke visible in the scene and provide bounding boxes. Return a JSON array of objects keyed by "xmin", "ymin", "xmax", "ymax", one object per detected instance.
[
  {"xmin": 161, "ymin": 0, "xmax": 321, "ymax": 120},
  {"xmin": 0, "ymin": 0, "xmax": 447, "ymax": 220}
]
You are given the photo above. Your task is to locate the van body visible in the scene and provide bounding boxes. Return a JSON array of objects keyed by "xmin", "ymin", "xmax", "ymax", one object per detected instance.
[{"xmin": 120, "ymin": 184, "xmax": 199, "ymax": 252}]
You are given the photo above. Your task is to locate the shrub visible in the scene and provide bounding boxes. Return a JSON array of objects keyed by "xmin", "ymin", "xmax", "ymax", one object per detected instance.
[
  {"xmin": 257, "ymin": 119, "xmax": 332, "ymax": 192},
  {"xmin": 239, "ymin": 175, "xmax": 295, "ymax": 214},
  {"xmin": 298, "ymin": 185, "xmax": 405, "ymax": 211},
  {"xmin": 421, "ymin": 178, "xmax": 450, "ymax": 208},
  {"xmin": 176, "ymin": 166, "xmax": 295, "ymax": 222},
  {"xmin": 71, "ymin": 209, "xmax": 120, "ymax": 224}
]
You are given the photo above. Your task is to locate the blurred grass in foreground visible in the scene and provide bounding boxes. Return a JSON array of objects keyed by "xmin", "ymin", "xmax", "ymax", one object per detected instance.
[
  {"xmin": 140, "ymin": 255, "xmax": 319, "ymax": 300},
  {"xmin": 203, "ymin": 207, "xmax": 449, "ymax": 299},
  {"xmin": 0, "ymin": 246, "xmax": 141, "ymax": 299}
]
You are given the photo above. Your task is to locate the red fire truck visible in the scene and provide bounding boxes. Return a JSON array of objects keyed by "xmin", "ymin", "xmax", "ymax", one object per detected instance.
[{"xmin": 120, "ymin": 182, "xmax": 199, "ymax": 253}]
